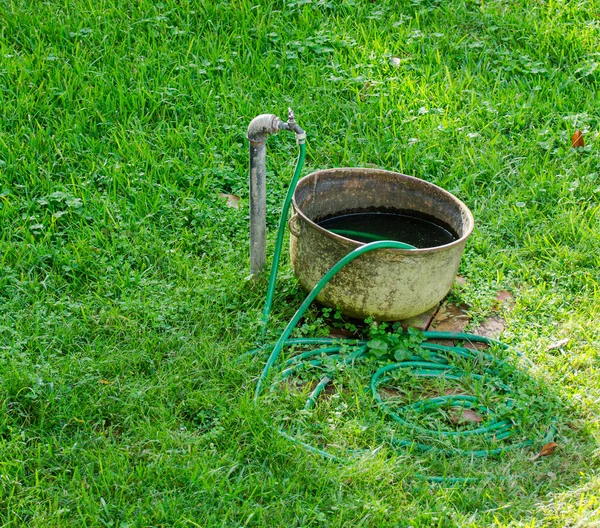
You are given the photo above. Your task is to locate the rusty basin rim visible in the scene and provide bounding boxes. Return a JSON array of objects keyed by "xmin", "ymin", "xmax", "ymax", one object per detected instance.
[{"xmin": 292, "ymin": 167, "xmax": 475, "ymax": 255}]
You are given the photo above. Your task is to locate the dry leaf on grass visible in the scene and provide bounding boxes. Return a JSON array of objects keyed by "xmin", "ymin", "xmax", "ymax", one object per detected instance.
[
  {"xmin": 218, "ymin": 193, "xmax": 241, "ymax": 209},
  {"xmin": 327, "ymin": 327, "xmax": 356, "ymax": 339},
  {"xmin": 448, "ymin": 409, "xmax": 483, "ymax": 424},
  {"xmin": 380, "ymin": 387, "xmax": 401, "ymax": 398},
  {"xmin": 463, "ymin": 340, "xmax": 488, "ymax": 351},
  {"xmin": 429, "ymin": 302, "xmax": 470, "ymax": 333},
  {"xmin": 571, "ymin": 130, "xmax": 584, "ymax": 148},
  {"xmin": 444, "ymin": 388, "xmax": 467, "ymax": 396},
  {"xmin": 546, "ymin": 338, "xmax": 570, "ymax": 351},
  {"xmin": 455, "ymin": 275, "xmax": 467, "ymax": 286},
  {"xmin": 531, "ymin": 441, "xmax": 559, "ymax": 461}
]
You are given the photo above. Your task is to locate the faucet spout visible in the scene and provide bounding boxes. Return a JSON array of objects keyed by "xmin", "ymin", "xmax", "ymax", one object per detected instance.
[{"xmin": 277, "ymin": 108, "xmax": 306, "ymax": 139}]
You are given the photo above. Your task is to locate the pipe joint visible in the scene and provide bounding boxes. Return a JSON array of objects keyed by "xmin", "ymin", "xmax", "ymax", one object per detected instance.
[{"xmin": 247, "ymin": 114, "xmax": 284, "ymax": 144}]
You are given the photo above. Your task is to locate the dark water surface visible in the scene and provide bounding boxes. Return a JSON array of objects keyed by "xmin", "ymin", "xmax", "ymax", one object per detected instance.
[{"xmin": 318, "ymin": 212, "xmax": 457, "ymax": 248}]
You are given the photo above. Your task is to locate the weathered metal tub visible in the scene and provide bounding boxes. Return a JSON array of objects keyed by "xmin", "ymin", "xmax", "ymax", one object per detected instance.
[{"xmin": 289, "ymin": 168, "xmax": 474, "ymax": 321}]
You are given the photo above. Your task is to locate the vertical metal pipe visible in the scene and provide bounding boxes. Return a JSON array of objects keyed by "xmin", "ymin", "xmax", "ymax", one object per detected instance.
[
  {"xmin": 247, "ymin": 110, "xmax": 304, "ymax": 276},
  {"xmin": 247, "ymin": 113, "xmax": 282, "ymax": 275},
  {"xmin": 249, "ymin": 140, "xmax": 267, "ymax": 275}
]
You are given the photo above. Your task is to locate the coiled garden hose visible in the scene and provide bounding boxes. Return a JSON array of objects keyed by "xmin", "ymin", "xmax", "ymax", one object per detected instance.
[{"xmin": 251, "ymin": 138, "xmax": 556, "ymax": 483}]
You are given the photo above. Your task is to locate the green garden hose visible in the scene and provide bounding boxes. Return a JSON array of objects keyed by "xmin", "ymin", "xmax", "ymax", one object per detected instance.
[
  {"xmin": 251, "ymin": 137, "xmax": 556, "ymax": 483},
  {"xmin": 262, "ymin": 142, "xmax": 306, "ymax": 324}
]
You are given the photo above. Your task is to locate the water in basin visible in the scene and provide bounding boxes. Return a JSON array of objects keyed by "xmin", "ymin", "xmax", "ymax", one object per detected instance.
[{"xmin": 318, "ymin": 212, "xmax": 457, "ymax": 248}]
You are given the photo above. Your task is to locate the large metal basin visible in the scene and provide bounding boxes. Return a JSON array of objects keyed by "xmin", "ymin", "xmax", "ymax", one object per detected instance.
[{"xmin": 289, "ymin": 168, "xmax": 474, "ymax": 321}]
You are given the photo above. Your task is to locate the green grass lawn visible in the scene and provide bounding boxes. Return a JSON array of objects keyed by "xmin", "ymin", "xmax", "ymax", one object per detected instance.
[{"xmin": 1, "ymin": 0, "xmax": 599, "ymax": 525}]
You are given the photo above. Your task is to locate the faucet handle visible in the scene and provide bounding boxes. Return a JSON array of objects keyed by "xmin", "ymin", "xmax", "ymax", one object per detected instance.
[{"xmin": 287, "ymin": 107, "xmax": 296, "ymax": 124}]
